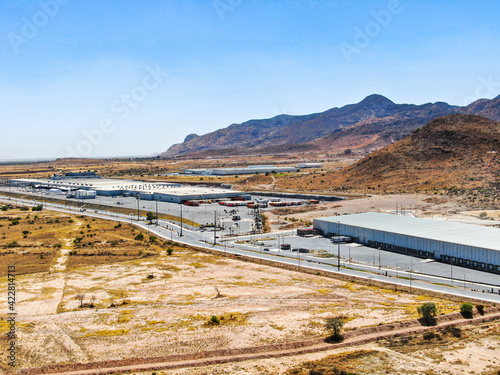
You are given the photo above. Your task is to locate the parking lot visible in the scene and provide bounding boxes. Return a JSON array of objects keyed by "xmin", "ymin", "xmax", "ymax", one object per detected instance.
[{"xmin": 250, "ymin": 234, "xmax": 500, "ymax": 288}]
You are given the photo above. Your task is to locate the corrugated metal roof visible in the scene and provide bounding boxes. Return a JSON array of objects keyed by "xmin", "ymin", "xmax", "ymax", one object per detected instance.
[{"xmin": 316, "ymin": 212, "xmax": 500, "ymax": 251}]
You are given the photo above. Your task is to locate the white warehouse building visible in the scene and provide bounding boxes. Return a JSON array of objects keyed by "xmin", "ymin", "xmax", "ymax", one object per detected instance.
[
  {"xmin": 9, "ymin": 178, "xmax": 245, "ymax": 203},
  {"xmin": 297, "ymin": 163, "xmax": 323, "ymax": 168},
  {"xmin": 313, "ymin": 212, "xmax": 500, "ymax": 274},
  {"xmin": 184, "ymin": 166, "xmax": 298, "ymax": 175}
]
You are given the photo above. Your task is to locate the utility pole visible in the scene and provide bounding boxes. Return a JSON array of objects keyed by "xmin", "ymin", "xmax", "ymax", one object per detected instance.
[
  {"xmin": 180, "ymin": 203, "xmax": 183, "ymax": 237},
  {"xmin": 155, "ymin": 198, "xmax": 159, "ymax": 226},
  {"xmin": 214, "ymin": 210, "xmax": 217, "ymax": 246},
  {"xmin": 337, "ymin": 221, "xmax": 340, "ymax": 271},
  {"xmin": 136, "ymin": 194, "xmax": 140, "ymax": 221},
  {"xmin": 409, "ymin": 256, "xmax": 413, "ymax": 292},
  {"xmin": 409, "ymin": 269, "xmax": 412, "ymax": 292}
]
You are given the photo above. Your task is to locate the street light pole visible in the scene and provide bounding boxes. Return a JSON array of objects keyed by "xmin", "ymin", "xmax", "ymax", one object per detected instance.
[
  {"xmin": 348, "ymin": 242, "xmax": 351, "ymax": 264},
  {"xmin": 409, "ymin": 256, "xmax": 413, "ymax": 292},
  {"xmin": 180, "ymin": 203, "xmax": 183, "ymax": 237}
]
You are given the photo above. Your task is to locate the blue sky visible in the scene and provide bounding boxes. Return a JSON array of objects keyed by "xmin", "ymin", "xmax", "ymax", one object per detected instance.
[{"xmin": 1, "ymin": 0, "xmax": 500, "ymax": 160}]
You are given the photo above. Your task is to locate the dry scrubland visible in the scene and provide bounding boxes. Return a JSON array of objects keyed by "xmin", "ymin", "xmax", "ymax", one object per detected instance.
[
  {"xmin": 1, "ymin": 154, "xmax": 499, "ymax": 374},
  {"xmin": 1, "ymin": 209, "xmax": 494, "ymax": 374},
  {"xmin": 141, "ymin": 318, "xmax": 500, "ymax": 375}
]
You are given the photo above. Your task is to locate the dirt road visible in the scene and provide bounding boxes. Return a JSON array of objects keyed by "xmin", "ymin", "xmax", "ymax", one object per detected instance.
[{"xmin": 18, "ymin": 308, "xmax": 500, "ymax": 375}]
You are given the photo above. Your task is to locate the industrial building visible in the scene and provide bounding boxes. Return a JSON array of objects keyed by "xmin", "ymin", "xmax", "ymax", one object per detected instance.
[
  {"xmin": 297, "ymin": 163, "xmax": 323, "ymax": 169},
  {"xmin": 183, "ymin": 163, "xmax": 324, "ymax": 175},
  {"xmin": 314, "ymin": 212, "xmax": 500, "ymax": 274},
  {"xmin": 184, "ymin": 165, "xmax": 298, "ymax": 175},
  {"xmin": 9, "ymin": 177, "xmax": 245, "ymax": 203}
]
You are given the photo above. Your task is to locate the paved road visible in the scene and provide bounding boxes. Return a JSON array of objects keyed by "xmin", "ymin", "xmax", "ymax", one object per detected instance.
[{"xmin": 2, "ymin": 195, "xmax": 500, "ymax": 303}]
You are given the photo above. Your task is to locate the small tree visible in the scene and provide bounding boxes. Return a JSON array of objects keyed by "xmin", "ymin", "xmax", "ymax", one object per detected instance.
[
  {"xmin": 460, "ymin": 302, "xmax": 474, "ymax": 319},
  {"xmin": 146, "ymin": 212, "xmax": 157, "ymax": 224},
  {"xmin": 214, "ymin": 286, "xmax": 222, "ymax": 298},
  {"xmin": 325, "ymin": 317, "xmax": 345, "ymax": 341},
  {"xmin": 166, "ymin": 248, "xmax": 173, "ymax": 256},
  {"xmin": 135, "ymin": 233, "xmax": 144, "ymax": 241},
  {"xmin": 418, "ymin": 302, "xmax": 438, "ymax": 325},
  {"xmin": 75, "ymin": 293, "xmax": 85, "ymax": 308}
]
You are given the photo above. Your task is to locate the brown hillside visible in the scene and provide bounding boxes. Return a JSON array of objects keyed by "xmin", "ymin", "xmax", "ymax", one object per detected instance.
[
  {"xmin": 336, "ymin": 113, "xmax": 500, "ymax": 191},
  {"xmin": 277, "ymin": 114, "xmax": 500, "ymax": 194}
]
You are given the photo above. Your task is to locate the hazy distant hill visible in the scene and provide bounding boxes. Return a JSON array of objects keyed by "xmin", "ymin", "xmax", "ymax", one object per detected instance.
[{"xmin": 161, "ymin": 95, "xmax": 500, "ymax": 157}]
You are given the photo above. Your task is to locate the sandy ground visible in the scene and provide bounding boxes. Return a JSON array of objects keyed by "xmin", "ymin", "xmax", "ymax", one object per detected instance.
[
  {"xmin": 1, "ymin": 195, "xmax": 499, "ymax": 375},
  {"xmin": 0, "ymin": 244, "xmax": 462, "ymax": 373},
  {"xmin": 126, "ymin": 322, "xmax": 500, "ymax": 375},
  {"xmin": 267, "ymin": 193, "xmax": 500, "ymax": 226}
]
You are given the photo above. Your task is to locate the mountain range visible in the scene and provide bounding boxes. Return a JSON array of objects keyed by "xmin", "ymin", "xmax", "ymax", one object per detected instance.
[{"xmin": 161, "ymin": 94, "xmax": 500, "ymax": 157}]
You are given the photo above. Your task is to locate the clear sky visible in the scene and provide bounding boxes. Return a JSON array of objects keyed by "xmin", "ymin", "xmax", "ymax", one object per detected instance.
[{"xmin": 1, "ymin": 0, "xmax": 500, "ymax": 160}]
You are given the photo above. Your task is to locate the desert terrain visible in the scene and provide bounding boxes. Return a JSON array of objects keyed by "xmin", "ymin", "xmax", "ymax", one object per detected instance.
[
  {"xmin": 1, "ymin": 154, "xmax": 499, "ymax": 374},
  {"xmin": 2, "ymin": 208, "xmax": 498, "ymax": 374}
]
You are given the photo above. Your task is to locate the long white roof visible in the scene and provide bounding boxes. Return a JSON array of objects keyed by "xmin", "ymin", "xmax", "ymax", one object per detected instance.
[
  {"xmin": 10, "ymin": 178, "xmax": 238, "ymax": 195},
  {"xmin": 316, "ymin": 212, "xmax": 500, "ymax": 251}
]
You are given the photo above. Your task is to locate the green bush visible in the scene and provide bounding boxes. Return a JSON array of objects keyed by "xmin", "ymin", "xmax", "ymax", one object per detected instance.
[
  {"xmin": 451, "ymin": 326, "xmax": 461, "ymax": 338},
  {"xmin": 210, "ymin": 315, "xmax": 220, "ymax": 325},
  {"xmin": 418, "ymin": 302, "xmax": 438, "ymax": 326},
  {"xmin": 476, "ymin": 305, "xmax": 485, "ymax": 315},
  {"xmin": 166, "ymin": 248, "xmax": 173, "ymax": 256},
  {"xmin": 135, "ymin": 233, "xmax": 144, "ymax": 241},
  {"xmin": 460, "ymin": 302, "xmax": 473, "ymax": 319},
  {"xmin": 423, "ymin": 331, "xmax": 438, "ymax": 340}
]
